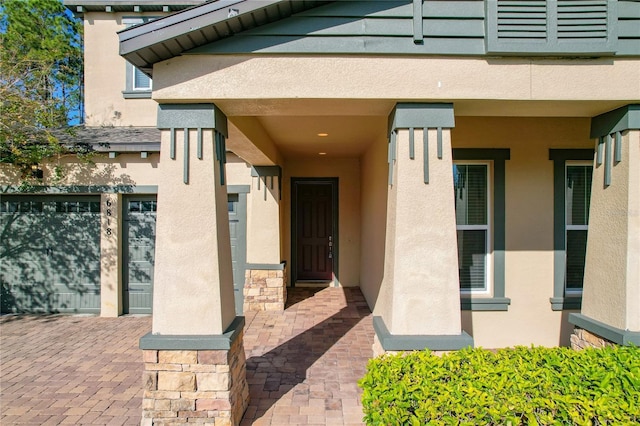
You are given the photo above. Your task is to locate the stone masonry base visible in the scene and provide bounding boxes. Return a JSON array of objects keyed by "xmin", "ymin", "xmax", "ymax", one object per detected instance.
[
  {"xmin": 141, "ymin": 330, "xmax": 249, "ymax": 425},
  {"xmin": 243, "ymin": 267, "xmax": 287, "ymax": 312},
  {"xmin": 570, "ymin": 327, "xmax": 616, "ymax": 350}
]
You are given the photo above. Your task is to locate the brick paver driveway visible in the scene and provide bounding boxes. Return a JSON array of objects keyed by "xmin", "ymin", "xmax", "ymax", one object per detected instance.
[{"xmin": 1, "ymin": 287, "xmax": 373, "ymax": 425}]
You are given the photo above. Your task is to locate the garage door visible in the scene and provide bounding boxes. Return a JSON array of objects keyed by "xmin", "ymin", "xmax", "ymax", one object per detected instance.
[
  {"xmin": 0, "ymin": 195, "xmax": 101, "ymax": 314},
  {"xmin": 120, "ymin": 192, "xmax": 246, "ymax": 315},
  {"xmin": 123, "ymin": 196, "xmax": 156, "ymax": 314}
]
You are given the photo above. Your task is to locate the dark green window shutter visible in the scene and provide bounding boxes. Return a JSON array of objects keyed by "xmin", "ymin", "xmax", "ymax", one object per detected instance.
[{"xmin": 487, "ymin": 0, "xmax": 618, "ymax": 55}]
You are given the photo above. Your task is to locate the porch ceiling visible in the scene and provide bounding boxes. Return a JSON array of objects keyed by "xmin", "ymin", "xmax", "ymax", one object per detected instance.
[{"xmin": 217, "ymin": 98, "xmax": 629, "ymax": 160}]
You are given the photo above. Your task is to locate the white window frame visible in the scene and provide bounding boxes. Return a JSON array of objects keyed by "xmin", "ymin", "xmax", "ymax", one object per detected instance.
[
  {"xmin": 454, "ymin": 161, "xmax": 493, "ymax": 296},
  {"xmin": 564, "ymin": 161, "xmax": 591, "ymax": 297},
  {"xmin": 122, "ymin": 17, "xmax": 155, "ymax": 98}
]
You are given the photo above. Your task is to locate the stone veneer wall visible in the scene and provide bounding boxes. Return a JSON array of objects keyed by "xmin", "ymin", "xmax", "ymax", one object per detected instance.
[
  {"xmin": 141, "ymin": 330, "xmax": 249, "ymax": 425},
  {"xmin": 570, "ymin": 327, "xmax": 616, "ymax": 350},
  {"xmin": 243, "ymin": 267, "xmax": 287, "ymax": 312}
]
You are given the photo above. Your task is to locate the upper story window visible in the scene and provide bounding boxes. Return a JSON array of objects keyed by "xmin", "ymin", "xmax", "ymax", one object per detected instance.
[
  {"xmin": 133, "ymin": 67, "xmax": 152, "ymax": 91},
  {"xmin": 486, "ymin": 0, "xmax": 617, "ymax": 55},
  {"xmin": 122, "ymin": 17, "xmax": 155, "ymax": 98}
]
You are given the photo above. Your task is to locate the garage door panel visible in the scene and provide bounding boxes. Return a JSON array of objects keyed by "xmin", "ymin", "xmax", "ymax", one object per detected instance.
[
  {"xmin": 0, "ymin": 196, "xmax": 101, "ymax": 314},
  {"xmin": 124, "ymin": 196, "xmax": 156, "ymax": 314}
]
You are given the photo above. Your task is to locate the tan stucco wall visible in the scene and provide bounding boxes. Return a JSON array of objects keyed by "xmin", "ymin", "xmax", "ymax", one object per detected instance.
[
  {"xmin": 582, "ymin": 130, "xmax": 640, "ymax": 332},
  {"xmin": 0, "ymin": 154, "xmax": 160, "ymax": 187},
  {"xmin": 282, "ymin": 157, "xmax": 361, "ymax": 287},
  {"xmin": 379, "ymin": 128, "xmax": 462, "ymax": 335},
  {"xmin": 359, "ymin": 135, "xmax": 389, "ymax": 311},
  {"xmin": 153, "ymin": 56, "xmax": 638, "ymax": 115},
  {"xmin": 83, "ymin": 12, "xmax": 158, "ymax": 126},
  {"xmin": 152, "ymin": 129, "xmax": 235, "ymax": 335},
  {"xmin": 452, "ymin": 117, "xmax": 593, "ymax": 347}
]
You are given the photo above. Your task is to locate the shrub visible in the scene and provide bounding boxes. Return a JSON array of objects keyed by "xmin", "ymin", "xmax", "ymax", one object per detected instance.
[{"xmin": 358, "ymin": 346, "xmax": 640, "ymax": 425}]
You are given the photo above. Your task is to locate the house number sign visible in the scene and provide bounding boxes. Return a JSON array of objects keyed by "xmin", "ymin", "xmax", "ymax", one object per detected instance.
[{"xmin": 105, "ymin": 199, "xmax": 113, "ymax": 236}]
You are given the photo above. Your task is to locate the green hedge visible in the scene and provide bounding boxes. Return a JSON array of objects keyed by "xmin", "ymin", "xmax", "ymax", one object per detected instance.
[{"xmin": 358, "ymin": 346, "xmax": 640, "ymax": 425}]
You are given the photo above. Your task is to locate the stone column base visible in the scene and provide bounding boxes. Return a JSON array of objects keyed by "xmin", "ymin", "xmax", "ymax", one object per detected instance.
[
  {"xmin": 570, "ymin": 327, "xmax": 616, "ymax": 350},
  {"xmin": 140, "ymin": 319, "xmax": 249, "ymax": 425},
  {"xmin": 243, "ymin": 263, "xmax": 287, "ymax": 312}
]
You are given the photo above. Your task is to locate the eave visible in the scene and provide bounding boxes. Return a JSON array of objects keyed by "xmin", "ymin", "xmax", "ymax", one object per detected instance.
[{"xmin": 117, "ymin": 0, "xmax": 330, "ymax": 76}]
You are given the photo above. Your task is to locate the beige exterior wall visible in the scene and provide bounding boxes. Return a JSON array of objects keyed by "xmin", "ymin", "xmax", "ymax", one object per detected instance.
[
  {"xmin": 282, "ymin": 157, "xmax": 361, "ymax": 287},
  {"xmin": 83, "ymin": 12, "xmax": 159, "ymax": 126},
  {"xmin": 0, "ymin": 154, "xmax": 160, "ymax": 187},
  {"xmin": 452, "ymin": 117, "xmax": 593, "ymax": 347},
  {"xmin": 152, "ymin": 129, "xmax": 235, "ymax": 335},
  {"xmin": 359, "ymin": 135, "xmax": 389, "ymax": 310},
  {"xmin": 582, "ymin": 130, "xmax": 640, "ymax": 332},
  {"xmin": 154, "ymin": 56, "xmax": 638, "ymax": 115}
]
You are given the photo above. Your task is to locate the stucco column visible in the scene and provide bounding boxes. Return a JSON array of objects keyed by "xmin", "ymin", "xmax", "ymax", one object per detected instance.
[
  {"xmin": 100, "ymin": 192, "xmax": 122, "ymax": 317},
  {"xmin": 243, "ymin": 166, "xmax": 287, "ymax": 312},
  {"xmin": 374, "ymin": 103, "xmax": 473, "ymax": 354},
  {"xmin": 139, "ymin": 104, "xmax": 248, "ymax": 425},
  {"xmin": 570, "ymin": 105, "xmax": 640, "ymax": 348}
]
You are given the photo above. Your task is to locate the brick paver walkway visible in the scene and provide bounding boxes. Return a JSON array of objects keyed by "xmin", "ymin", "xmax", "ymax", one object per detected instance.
[
  {"xmin": 241, "ymin": 287, "xmax": 373, "ymax": 425},
  {"xmin": 1, "ymin": 287, "xmax": 373, "ymax": 425}
]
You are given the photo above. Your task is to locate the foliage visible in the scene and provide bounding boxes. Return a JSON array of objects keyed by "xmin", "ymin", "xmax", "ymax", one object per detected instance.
[
  {"xmin": 0, "ymin": 0, "xmax": 88, "ymax": 182},
  {"xmin": 359, "ymin": 345, "xmax": 640, "ymax": 425}
]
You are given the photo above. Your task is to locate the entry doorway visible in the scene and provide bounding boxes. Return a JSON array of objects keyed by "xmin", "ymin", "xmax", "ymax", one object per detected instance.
[{"xmin": 291, "ymin": 178, "xmax": 338, "ymax": 286}]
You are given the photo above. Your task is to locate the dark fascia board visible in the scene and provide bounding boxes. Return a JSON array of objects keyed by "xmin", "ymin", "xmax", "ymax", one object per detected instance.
[
  {"xmin": 64, "ymin": 0, "xmax": 202, "ymax": 13},
  {"xmin": 388, "ymin": 103, "xmax": 455, "ymax": 133},
  {"xmin": 590, "ymin": 104, "xmax": 640, "ymax": 139},
  {"xmin": 119, "ymin": 0, "xmax": 327, "ymax": 72}
]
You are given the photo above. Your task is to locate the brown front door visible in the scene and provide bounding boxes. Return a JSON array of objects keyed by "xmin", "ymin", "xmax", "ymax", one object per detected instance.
[{"xmin": 293, "ymin": 180, "xmax": 336, "ymax": 282}]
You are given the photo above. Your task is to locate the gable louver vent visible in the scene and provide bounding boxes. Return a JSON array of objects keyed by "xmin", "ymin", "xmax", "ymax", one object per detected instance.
[{"xmin": 487, "ymin": 0, "xmax": 617, "ymax": 55}]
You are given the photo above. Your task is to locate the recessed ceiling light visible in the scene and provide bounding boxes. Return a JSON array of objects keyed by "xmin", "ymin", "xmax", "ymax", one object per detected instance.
[
  {"xmin": 318, "ymin": 152, "xmax": 327, "ymax": 155},
  {"xmin": 317, "ymin": 133, "xmax": 329, "ymax": 137}
]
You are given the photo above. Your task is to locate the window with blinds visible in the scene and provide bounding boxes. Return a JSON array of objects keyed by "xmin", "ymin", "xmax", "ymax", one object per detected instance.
[
  {"xmin": 565, "ymin": 165, "xmax": 592, "ymax": 293},
  {"xmin": 123, "ymin": 17, "xmax": 155, "ymax": 95},
  {"xmin": 454, "ymin": 164, "xmax": 490, "ymax": 293},
  {"xmin": 133, "ymin": 67, "xmax": 152, "ymax": 90}
]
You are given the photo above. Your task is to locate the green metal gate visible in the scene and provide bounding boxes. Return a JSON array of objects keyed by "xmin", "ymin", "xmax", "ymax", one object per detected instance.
[
  {"xmin": 123, "ymin": 196, "xmax": 156, "ymax": 314},
  {"xmin": 0, "ymin": 195, "xmax": 101, "ymax": 314}
]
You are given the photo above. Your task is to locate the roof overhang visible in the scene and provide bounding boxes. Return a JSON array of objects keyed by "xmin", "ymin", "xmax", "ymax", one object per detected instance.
[
  {"xmin": 118, "ymin": 0, "xmax": 330, "ymax": 76},
  {"xmin": 64, "ymin": 1, "xmax": 203, "ymax": 14}
]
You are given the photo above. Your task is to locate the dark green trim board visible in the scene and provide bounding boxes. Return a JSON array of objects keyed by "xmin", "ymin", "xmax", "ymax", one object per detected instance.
[
  {"xmin": 388, "ymin": 103, "xmax": 455, "ymax": 186},
  {"xmin": 569, "ymin": 314, "xmax": 640, "ymax": 346},
  {"xmin": 246, "ymin": 263, "xmax": 286, "ymax": 271},
  {"xmin": 1, "ymin": 185, "xmax": 159, "ymax": 194},
  {"xmin": 251, "ymin": 166, "xmax": 282, "ymax": 200},
  {"xmin": 139, "ymin": 317, "xmax": 246, "ymax": 350},
  {"xmin": 157, "ymin": 104, "xmax": 228, "ymax": 137},
  {"xmin": 590, "ymin": 104, "xmax": 640, "ymax": 139},
  {"xmin": 388, "ymin": 103, "xmax": 455, "ymax": 131},
  {"xmin": 453, "ymin": 149, "xmax": 510, "ymax": 311},
  {"xmin": 549, "ymin": 149, "xmax": 594, "ymax": 311},
  {"xmin": 157, "ymin": 104, "xmax": 228, "ymax": 186},
  {"xmin": 460, "ymin": 297, "xmax": 511, "ymax": 311},
  {"xmin": 227, "ymin": 185, "xmax": 251, "ymax": 194},
  {"xmin": 373, "ymin": 317, "xmax": 474, "ymax": 351}
]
